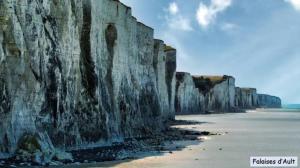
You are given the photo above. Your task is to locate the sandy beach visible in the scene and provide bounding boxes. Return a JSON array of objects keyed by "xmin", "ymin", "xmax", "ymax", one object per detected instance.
[{"xmin": 72, "ymin": 109, "xmax": 300, "ymax": 168}]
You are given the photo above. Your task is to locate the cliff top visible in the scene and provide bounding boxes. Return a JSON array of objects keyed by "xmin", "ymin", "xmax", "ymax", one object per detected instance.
[
  {"xmin": 191, "ymin": 75, "xmax": 232, "ymax": 95},
  {"xmin": 164, "ymin": 45, "xmax": 176, "ymax": 52},
  {"xmin": 154, "ymin": 39, "xmax": 164, "ymax": 44},
  {"xmin": 113, "ymin": 0, "xmax": 131, "ymax": 10},
  {"xmin": 176, "ymin": 72, "xmax": 191, "ymax": 82},
  {"xmin": 258, "ymin": 94, "xmax": 281, "ymax": 100},
  {"xmin": 192, "ymin": 75, "xmax": 233, "ymax": 84},
  {"xmin": 240, "ymin": 87, "xmax": 257, "ymax": 92},
  {"xmin": 112, "ymin": 0, "xmax": 155, "ymax": 32}
]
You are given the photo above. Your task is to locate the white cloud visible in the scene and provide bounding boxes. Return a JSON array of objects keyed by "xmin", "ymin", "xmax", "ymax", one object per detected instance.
[
  {"xmin": 196, "ymin": 0, "xmax": 232, "ymax": 28},
  {"xmin": 285, "ymin": 0, "xmax": 300, "ymax": 11},
  {"xmin": 169, "ymin": 2, "xmax": 179, "ymax": 15},
  {"xmin": 165, "ymin": 2, "xmax": 193, "ymax": 31}
]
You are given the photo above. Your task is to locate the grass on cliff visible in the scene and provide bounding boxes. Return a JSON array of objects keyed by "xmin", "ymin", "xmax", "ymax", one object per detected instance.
[
  {"xmin": 241, "ymin": 88, "xmax": 256, "ymax": 93},
  {"xmin": 164, "ymin": 45, "xmax": 176, "ymax": 52},
  {"xmin": 193, "ymin": 75, "xmax": 226, "ymax": 85},
  {"xmin": 192, "ymin": 75, "xmax": 230, "ymax": 95},
  {"xmin": 202, "ymin": 76, "xmax": 224, "ymax": 83}
]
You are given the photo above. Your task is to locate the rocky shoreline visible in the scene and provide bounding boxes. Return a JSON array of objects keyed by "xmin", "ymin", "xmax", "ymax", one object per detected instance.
[{"xmin": 0, "ymin": 120, "xmax": 215, "ymax": 167}]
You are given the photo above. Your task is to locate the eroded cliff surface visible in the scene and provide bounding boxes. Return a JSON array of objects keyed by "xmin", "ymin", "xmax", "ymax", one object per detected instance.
[
  {"xmin": 0, "ymin": 0, "xmax": 176, "ymax": 159},
  {"xmin": 153, "ymin": 40, "xmax": 176, "ymax": 120},
  {"xmin": 174, "ymin": 73, "xmax": 281, "ymax": 114},
  {"xmin": 175, "ymin": 72, "xmax": 205, "ymax": 114},
  {"xmin": 235, "ymin": 87, "xmax": 258, "ymax": 109},
  {"xmin": 192, "ymin": 75, "xmax": 236, "ymax": 113},
  {"xmin": 258, "ymin": 94, "xmax": 281, "ymax": 108},
  {"xmin": 175, "ymin": 75, "xmax": 240, "ymax": 114},
  {"xmin": 0, "ymin": 0, "xmax": 283, "ymax": 162}
]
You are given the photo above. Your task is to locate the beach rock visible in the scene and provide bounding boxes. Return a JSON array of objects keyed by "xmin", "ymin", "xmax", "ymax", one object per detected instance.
[
  {"xmin": 74, "ymin": 162, "xmax": 81, "ymax": 165},
  {"xmin": 0, "ymin": 0, "xmax": 176, "ymax": 160},
  {"xmin": 257, "ymin": 94, "xmax": 281, "ymax": 108},
  {"xmin": 53, "ymin": 150, "xmax": 73, "ymax": 162}
]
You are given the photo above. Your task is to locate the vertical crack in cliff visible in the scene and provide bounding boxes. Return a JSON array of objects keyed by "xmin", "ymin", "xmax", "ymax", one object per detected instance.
[
  {"xmin": 80, "ymin": 0, "xmax": 98, "ymax": 99},
  {"xmin": 105, "ymin": 23, "xmax": 117, "ymax": 111}
]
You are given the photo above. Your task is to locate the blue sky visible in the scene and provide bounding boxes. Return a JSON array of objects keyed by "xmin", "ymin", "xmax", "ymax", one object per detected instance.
[{"xmin": 120, "ymin": 0, "xmax": 300, "ymax": 104}]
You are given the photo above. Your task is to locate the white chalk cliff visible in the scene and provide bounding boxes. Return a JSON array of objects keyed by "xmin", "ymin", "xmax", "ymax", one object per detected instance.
[
  {"xmin": 175, "ymin": 72, "xmax": 205, "ymax": 114},
  {"xmin": 0, "ymin": 0, "xmax": 282, "ymax": 163},
  {"xmin": 0, "ymin": 0, "xmax": 176, "ymax": 160}
]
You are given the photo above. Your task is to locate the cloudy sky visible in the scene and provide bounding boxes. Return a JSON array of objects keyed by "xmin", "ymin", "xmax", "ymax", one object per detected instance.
[{"xmin": 120, "ymin": 0, "xmax": 300, "ymax": 104}]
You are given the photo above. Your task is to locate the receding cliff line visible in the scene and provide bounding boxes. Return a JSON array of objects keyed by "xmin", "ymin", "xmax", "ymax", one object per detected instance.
[
  {"xmin": 175, "ymin": 74, "xmax": 281, "ymax": 114},
  {"xmin": 258, "ymin": 94, "xmax": 282, "ymax": 108},
  {"xmin": 235, "ymin": 87, "xmax": 258, "ymax": 109}
]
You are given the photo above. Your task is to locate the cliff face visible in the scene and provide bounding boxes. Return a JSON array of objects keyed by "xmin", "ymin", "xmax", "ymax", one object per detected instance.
[
  {"xmin": 0, "ymin": 0, "xmax": 175, "ymax": 158},
  {"xmin": 192, "ymin": 76, "xmax": 236, "ymax": 113},
  {"xmin": 175, "ymin": 72, "xmax": 205, "ymax": 114},
  {"xmin": 0, "ymin": 0, "xmax": 283, "ymax": 162},
  {"xmin": 153, "ymin": 40, "xmax": 176, "ymax": 120},
  {"xmin": 165, "ymin": 47, "xmax": 177, "ymax": 119},
  {"xmin": 175, "ymin": 75, "xmax": 237, "ymax": 114},
  {"xmin": 174, "ymin": 72, "xmax": 282, "ymax": 114},
  {"xmin": 235, "ymin": 87, "xmax": 258, "ymax": 109},
  {"xmin": 258, "ymin": 94, "xmax": 282, "ymax": 108}
]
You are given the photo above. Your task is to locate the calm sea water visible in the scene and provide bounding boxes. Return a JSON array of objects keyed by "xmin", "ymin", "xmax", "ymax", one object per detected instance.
[{"xmin": 282, "ymin": 104, "xmax": 300, "ymax": 110}]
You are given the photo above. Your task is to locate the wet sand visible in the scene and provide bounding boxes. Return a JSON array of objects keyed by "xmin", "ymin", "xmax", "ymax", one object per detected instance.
[{"xmin": 69, "ymin": 109, "xmax": 300, "ymax": 168}]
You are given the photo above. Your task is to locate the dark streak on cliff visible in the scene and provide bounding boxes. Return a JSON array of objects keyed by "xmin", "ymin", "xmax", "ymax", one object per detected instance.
[
  {"xmin": 42, "ymin": 14, "xmax": 63, "ymax": 127},
  {"xmin": 0, "ymin": 79, "xmax": 11, "ymax": 114},
  {"xmin": 80, "ymin": 0, "xmax": 98, "ymax": 99},
  {"xmin": 105, "ymin": 23, "xmax": 117, "ymax": 112},
  {"xmin": 165, "ymin": 50, "xmax": 176, "ymax": 107},
  {"xmin": 175, "ymin": 72, "xmax": 186, "ymax": 113},
  {"xmin": 192, "ymin": 75, "xmax": 230, "ymax": 95}
]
